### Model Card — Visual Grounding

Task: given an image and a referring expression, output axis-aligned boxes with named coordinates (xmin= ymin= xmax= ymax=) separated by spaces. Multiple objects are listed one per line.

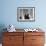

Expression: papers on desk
xmin=24 ymin=28 xmax=38 ymax=32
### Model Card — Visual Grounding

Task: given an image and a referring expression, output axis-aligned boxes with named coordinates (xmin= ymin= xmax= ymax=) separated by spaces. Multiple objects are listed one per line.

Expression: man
xmin=24 ymin=13 xmax=30 ymax=19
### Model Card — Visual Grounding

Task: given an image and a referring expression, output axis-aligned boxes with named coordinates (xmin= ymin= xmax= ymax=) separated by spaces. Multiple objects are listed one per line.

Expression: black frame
xmin=17 ymin=7 xmax=35 ymax=22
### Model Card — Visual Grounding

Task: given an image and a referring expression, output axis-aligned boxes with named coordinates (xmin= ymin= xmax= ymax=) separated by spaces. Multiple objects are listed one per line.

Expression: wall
xmin=0 ymin=0 xmax=46 ymax=30
xmin=0 ymin=0 xmax=46 ymax=44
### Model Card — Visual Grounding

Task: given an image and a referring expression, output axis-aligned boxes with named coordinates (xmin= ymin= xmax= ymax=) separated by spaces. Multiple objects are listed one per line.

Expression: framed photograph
xmin=17 ymin=7 xmax=35 ymax=22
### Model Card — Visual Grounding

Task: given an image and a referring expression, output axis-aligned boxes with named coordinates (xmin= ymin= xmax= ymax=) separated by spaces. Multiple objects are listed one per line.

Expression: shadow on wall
xmin=0 ymin=24 xmax=7 ymax=43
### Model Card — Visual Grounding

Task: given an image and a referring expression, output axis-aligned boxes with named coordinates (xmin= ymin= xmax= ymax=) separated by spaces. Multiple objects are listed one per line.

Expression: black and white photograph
xmin=17 ymin=7 xmax=35 ymax=22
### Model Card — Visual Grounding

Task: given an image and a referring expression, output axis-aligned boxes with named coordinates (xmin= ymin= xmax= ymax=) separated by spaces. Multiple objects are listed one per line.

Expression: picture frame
xmin=17 ymin=7 xmax=35 ymax=22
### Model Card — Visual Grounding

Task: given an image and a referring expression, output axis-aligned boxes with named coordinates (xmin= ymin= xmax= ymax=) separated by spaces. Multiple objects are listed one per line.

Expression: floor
xmin=0 ymin=44 xmax=2 ymax=46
